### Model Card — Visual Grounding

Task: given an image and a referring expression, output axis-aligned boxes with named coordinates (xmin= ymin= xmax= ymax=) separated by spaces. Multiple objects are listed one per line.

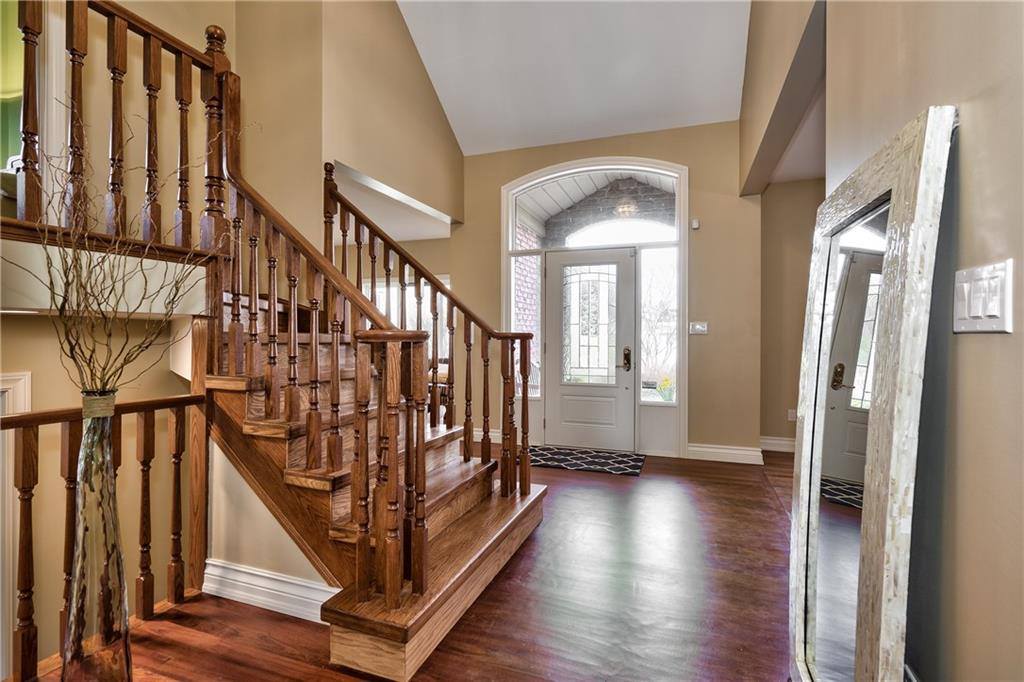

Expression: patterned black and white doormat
xmin=820 ymin=477 xmax=864 ymax=510
xmin=529 ymin=445 xmax=645 ymax=476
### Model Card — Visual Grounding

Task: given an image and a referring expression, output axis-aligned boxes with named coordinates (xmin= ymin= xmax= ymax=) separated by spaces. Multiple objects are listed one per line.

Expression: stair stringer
xmin=209 ymin=388 xmax=354 ymax=588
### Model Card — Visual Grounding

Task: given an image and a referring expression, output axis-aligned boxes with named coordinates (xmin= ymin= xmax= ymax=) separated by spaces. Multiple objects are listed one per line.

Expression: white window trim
xmin=500 ymin=157 xmax=689 ymax=456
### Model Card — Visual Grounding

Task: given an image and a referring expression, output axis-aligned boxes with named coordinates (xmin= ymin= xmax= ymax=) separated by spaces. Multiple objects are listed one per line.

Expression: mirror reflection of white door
xmin=823 ymin=251 xmax=884 ymax=482
xmin=544 ymin=248 xmax=636 ymax=451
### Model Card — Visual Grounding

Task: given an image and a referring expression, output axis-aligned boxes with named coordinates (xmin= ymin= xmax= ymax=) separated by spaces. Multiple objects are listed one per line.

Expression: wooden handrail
xmin=329 ymin=188 xmax=531 ymax=342
xmin=1 ymin=217 xmax=216 ymax=265
xmin=0 ymin=394 xmax=203 ymax=430
xmin=87 ymin=1 xmax=215 ymax=68
xmin=219 ymin=72 xmax=392 ymax=331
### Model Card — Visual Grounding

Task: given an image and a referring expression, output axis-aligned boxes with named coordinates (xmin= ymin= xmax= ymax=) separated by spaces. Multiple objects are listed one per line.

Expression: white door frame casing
xmin=500 ymin=157 xmax=689 ymax=456
xmin=0 ymin=372 xmax=31 ymax=679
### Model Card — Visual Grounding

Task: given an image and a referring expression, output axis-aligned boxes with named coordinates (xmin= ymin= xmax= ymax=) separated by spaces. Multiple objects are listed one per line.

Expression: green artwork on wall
xmin=1 ymin=0 xmax=24 ymax=167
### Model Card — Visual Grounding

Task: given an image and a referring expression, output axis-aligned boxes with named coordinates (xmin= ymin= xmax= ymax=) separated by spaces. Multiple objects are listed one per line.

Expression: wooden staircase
xmin=3 ymin=4 xmax=543 ymax=680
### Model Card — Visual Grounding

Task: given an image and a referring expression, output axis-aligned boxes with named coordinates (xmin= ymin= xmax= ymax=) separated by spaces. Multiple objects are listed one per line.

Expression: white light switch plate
xmin=953 ymin=258 xmax=1013 ymax=333
xmin=689 ymin=321 xmax=708 ymax=335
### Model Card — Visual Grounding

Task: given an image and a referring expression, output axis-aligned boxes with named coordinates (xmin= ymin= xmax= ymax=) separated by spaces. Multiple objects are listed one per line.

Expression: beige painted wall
xmin=455 ymin=122 xmax=762 ymax=450
xmin=760 ymin=179 xmax=823 ymax=440
xmin=1 ymin=315 xmax=190 ymax=661
xmin=322 ymin=2 xmax=463 ymax=222
xmin=737 ymin=0 xmax=820 ymax=194
xmin=826 ymin=2 xmax=1023 ymax=678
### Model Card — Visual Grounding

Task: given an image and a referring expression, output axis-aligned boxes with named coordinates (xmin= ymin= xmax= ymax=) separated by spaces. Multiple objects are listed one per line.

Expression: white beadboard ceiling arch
xmin=399 ymin=1 xmax=751 ymax=155
xmin=516 ymin=170 xmax=675 ymax=224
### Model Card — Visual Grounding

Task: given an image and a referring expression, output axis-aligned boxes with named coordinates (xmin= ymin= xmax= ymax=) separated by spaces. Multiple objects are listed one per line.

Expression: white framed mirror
xmin=789 ymin=106 xmax=957 ymax=681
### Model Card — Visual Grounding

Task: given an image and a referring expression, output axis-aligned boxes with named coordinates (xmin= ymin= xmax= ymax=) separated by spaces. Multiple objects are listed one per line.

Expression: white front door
xmin=823 ymin=251 xmax=884 ymax=482
xmin=543 ymin=248 xmax=636 ymax=451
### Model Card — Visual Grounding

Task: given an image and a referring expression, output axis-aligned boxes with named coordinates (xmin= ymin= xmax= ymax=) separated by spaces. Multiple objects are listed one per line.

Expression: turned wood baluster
xmin=463 ymin=323 xmax=474 ymax=461
xmin=412 ymin=340 xmax=428 ymax=593
xmin=226 ymin=187 xmax=245 ymax=374
xmin=137 ymin=410 xmax=156 ymax=619
xmin=353 ymin=340 xmax=372 ymax=601
xmin=59 ymin=420 xmax=82 ymax=654
xmin=323 ymin=163 xmax=337 ymax=261
xmin=446 ymin=299 xmax=456 ymax=429
xmin=383 ymin=341 xmax=403 ymax=608
xmin=307 ymin=267 xmax=324 ymax=469
xmin=285 ymin=244 xmax=301 ymax=421
xmin=500 ymin=339 xmax=513 ymax=497
xmin=246 ymin=206 xmax=262 ymax=376
xmin=430 ymin=289 xmax=440 ymax=428
xmin=13 ymin=426 xmax=38 ymax=681
xmin=481 ymin=333 xmax=491 ymax=464
xmin=201 ymin=26 xmax=230 ymax=370
xmin=520 ymin=337 xmax=531 ymax=494
xmin=16 ymin=0 xmax=42 ymax=223
xmin=383 ymin=246 xmax=393 ymax=322
xmin=328 ymin=290 xmax=343 ymax=470
xmin=264 ymin=225 xmax=281 ymax=419
xmin=399 ymin=260 xmax=408 ymax=330
xmin=65 ymin=0 xmax=88 ymax=230
xmin=168 ymin=406 xmax=186 ymax=602
xmin=354 ymin=222 xmax=364 ymax=297
xmin=141 ymin=35 xmax=162 ymax=242
xmin=105 ymin=16 xmax=128 ymax=235
xmin=173 ymin=54 xmax=192 ymax=247
xmin=415 ymin=275 xmax=423 ymax=333
xmin=369 ymin=233 xmax=378 ymax=306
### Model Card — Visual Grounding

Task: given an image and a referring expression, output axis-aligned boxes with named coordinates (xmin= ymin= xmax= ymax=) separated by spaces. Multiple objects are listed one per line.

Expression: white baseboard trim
xmin=760 ymin=436 xmax=796 ymax=453
xmin=685 ymin=443 xmax=764 ymax=465
xmin=203 ymin=559 xmax=338 ymax=623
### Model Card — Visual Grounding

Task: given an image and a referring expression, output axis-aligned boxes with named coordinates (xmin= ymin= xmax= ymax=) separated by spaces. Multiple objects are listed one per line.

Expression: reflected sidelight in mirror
xmin=790 ymin=107 xmax=957 ymax=681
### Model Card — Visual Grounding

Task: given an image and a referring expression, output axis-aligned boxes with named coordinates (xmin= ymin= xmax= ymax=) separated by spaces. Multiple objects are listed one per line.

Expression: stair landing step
xmin=284 ymin=424 xmax=465 ymax=492
xmin=321 ymin=483 xmax=545 ymax=643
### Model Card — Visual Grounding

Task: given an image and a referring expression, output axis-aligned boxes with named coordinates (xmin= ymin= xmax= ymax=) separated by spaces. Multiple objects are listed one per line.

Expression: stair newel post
xmin=136 ymin=410 xmax=156 ymax=619
xmin=173 ymin=53 xmax=192 ymax=247
xmin=65 ymin=0 xmax=87 ymax=230
xmin=285 ymin=244 xmax=302 ymax=421
xmin=264 ymin=224 xmax=281 ymax=419
xmin=519 ymin=337 xmax=531 ymax=494
xmin=328 ymin=287 xmax=343 ymax=471
xmin=463 ymin=322 xmax=474 ymax=462
xmin=499 ymin=339 xmax=512 ymax=497
xmin=369 ymin=232 xmax=378 ymax=306
xmin=306 ymin=266 xmax=324 ymax=469
xmin=373 ymin=343 xmax=387 ymax=585
xmin=353 ymin=338 xmax=372 ymax=601
xmin=59 ymin=420 xmax=83 ymax=653
xmin=383 ymin=340 xmax=403 ymax=608
xmin=141 ymin=34 xmax=163 ymax=242
xmin=446 ymin=298 xmax=456 ymax=429
xmin=412 ymin=339 xmax=429 ymax=594
xmin=105 ymin=16 xmax=128 ymax=236
xmin=402 ymin=339 xmax=415 ymax=579
xmin=430 ymin=288 xmax=440 ymax=428
xmin=15 ymin=0 xmax=42 ymax=224
xmin=246 ymin=205 xmax=262 ymax=377
xmin=168 ymin=406 xmax=187 ymax=603
xmin=200 ymin=25 xmax=230 ymax=371
xmin=323 ymin=162 xmax=338 ymax=261
xmin=508 ymin=340 xmax=518 ymax=495
xmin=13 ymin=426 xmax=39 ymax=681
xmin=480 ymin=333 xmax=491 ymax=464
xmin=226 ymin=185 xmax=245 ymax=374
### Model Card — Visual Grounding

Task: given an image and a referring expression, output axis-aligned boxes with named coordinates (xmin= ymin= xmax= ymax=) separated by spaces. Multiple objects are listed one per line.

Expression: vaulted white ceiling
xmin=398 ymin=1 xmax=751 ymax=155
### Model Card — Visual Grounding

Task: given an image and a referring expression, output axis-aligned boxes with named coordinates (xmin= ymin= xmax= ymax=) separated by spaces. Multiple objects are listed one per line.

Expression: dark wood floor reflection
xmin=44 ymin=454 xmax=800 ymax=680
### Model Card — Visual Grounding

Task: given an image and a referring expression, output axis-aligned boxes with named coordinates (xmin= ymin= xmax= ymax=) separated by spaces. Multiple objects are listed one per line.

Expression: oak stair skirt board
xmin=322 ymin=484 xmax=547 ymax=682
xmin=530 ymin=444 xmax=645 ymax=476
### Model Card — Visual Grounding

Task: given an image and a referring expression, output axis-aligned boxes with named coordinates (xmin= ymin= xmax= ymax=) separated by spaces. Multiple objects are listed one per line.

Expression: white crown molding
xmin=203 ymin=559 xmax=338 ymax=624
xmin=686 ymin=442 xmax=764 ymax=465
xmin=760 ymin=436 xmax=796 ymax=453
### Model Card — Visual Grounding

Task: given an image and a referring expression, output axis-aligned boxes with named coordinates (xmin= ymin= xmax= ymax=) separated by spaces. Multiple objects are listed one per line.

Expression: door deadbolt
xmin=617 ymin=346 xmax=632 ymax=372
xmin=830 ymin=362 xmax=855 ymax=390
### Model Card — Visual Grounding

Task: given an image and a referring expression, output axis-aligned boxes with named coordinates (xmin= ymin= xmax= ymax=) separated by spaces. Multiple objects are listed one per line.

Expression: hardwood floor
xmin=42 ymin=454 xmax=800 ymax=681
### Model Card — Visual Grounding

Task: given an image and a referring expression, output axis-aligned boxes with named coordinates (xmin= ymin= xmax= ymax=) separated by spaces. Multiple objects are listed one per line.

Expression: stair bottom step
xmin=322 ymin=484 xmax=545 ymax=681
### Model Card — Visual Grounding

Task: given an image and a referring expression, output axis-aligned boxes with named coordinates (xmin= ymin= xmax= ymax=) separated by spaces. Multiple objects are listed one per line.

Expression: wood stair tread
xmin=283 ymin=424 xmax=465 ymax=491
xmin=320 ymin=483 xmax=546 ymax=642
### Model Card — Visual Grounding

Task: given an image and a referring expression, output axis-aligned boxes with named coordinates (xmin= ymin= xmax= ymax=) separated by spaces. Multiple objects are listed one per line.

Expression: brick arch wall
xmin=543 ymin=177 xmax=676 ymax=248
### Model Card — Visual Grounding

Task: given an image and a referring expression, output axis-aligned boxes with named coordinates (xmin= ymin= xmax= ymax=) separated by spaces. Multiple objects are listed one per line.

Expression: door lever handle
xmin=616 ymin=346 xmax=632 ymax=372
xmin=830 ymin=362 xmax=855 ymax=390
